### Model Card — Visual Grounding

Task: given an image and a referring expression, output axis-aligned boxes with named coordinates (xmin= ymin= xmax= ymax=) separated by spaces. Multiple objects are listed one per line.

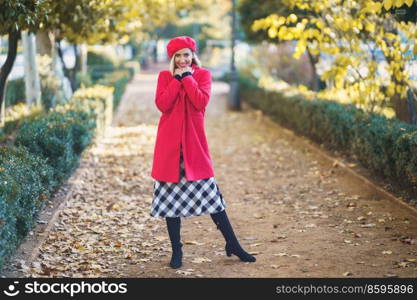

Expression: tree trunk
xmin=71 ymin=44 xmax=80 ymax=91
xmin=391 ymin=93 xmax=410 ymax=122
xmin=382 ymin=24 xmax=413 ymax=123
xmin=56 ymin=39 xmax=69 ymax=78
xmin=406 ymin=88 xmax=417 ymax=125
xmin=22 ymin=31 xmax=41 ymax=106
xmin=51 ymin=34 xmax=72 ymax=102
xmin=56 ymin=40 xmax=78 ymax=92
xmin=306 ymin=47 xmax=322 ymax=91
xmin=79 ymin=44 xmax=88 ymax=75
xmin=36 ymin=30 xmax=54 ymax=57
xmin=0 ymin=30 xmax=20 ymax=126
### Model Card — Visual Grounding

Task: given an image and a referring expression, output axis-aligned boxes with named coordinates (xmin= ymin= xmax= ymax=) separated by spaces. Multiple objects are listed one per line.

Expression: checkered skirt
xmin=150 ymin=149 xmax=226 ymax=218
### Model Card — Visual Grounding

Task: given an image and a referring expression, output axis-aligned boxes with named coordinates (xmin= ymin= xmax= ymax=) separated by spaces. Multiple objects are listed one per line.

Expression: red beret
xmin=166 ymin=36 xmax=197 ymax=59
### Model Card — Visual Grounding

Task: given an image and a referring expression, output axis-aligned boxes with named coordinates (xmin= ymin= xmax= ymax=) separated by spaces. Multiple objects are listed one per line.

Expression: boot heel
xmin=225 ymin=243 xmax=232 ymax=257
xmin=225 ymin=242 xmax=256 ymax=262
xmin=211 ymin=210 xmax=256 ymax=262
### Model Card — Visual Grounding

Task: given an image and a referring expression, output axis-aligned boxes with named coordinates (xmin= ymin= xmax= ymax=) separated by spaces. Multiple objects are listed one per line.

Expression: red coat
xmin=151 ymin=64 xmax=215 ymax=183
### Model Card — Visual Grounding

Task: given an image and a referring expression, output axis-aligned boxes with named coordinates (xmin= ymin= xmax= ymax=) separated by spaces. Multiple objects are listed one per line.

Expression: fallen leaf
xmin=361 ymin=223 xmax=376 ymax=228
xmin=154 ymin=236 xmax=167 ymax=242
xmin=175 ymin=270 xmax=193 ymax=276
xmin=191 ymin=257 xmax=212 ymax=264
xmin=305 ymin=224 xmax=316 ymax=228
xmin=384 ymin=274 xmax=398 ymax=278
xmin=139 ymin=258 xmax=149 ymax=262
xmin=243 ymin=236 xmax=258 ymax=241
xmin=402 ymin=238 xmax=417 ymax=245
xmin=184 ymin=240 xmax=204 ymax=246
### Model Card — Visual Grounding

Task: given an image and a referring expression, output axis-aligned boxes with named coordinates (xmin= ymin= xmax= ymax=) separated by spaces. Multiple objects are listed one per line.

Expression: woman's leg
xmin=210 ymin=210 xmax=256 ymax=262
xmin=165 ymin=216 xmax=183 ymax=268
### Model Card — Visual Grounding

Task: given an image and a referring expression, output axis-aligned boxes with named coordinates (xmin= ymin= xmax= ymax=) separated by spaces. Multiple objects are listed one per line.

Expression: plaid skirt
xmin=150 ymin=148 xmax=226 ymax=218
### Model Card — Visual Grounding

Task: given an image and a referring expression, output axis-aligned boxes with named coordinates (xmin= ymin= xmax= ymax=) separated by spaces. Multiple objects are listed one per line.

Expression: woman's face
xmin=174 ymin=48 xmax=193 ymax=68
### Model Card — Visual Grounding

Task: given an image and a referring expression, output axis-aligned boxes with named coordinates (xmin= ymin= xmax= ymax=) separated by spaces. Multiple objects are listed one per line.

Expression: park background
xmin=1 ymin=0 xmax=417 ymax=278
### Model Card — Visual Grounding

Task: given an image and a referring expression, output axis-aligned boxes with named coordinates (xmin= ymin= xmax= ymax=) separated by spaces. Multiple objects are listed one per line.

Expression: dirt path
xmin=3 ymin=62 xmax=417 ymax=278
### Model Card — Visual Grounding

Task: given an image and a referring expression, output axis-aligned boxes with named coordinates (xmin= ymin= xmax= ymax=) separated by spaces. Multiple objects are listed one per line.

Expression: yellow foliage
xmin=405 ymin=0 xmax=414 ymax=6
xmin=297 ymin=84 xmax=308 ymax=92
xmin=73 ymin=85 xmax=114 ymax=100
xmin=4 ymin=103 xmax=42 ymax=123
xmin=334 ymin=17 xmax=351 ymax=31
xmin=315 ymin=20 xmax=324 ymax=30
xmin=365 ymin=21 xmax=375 ymax=33
xmin=394 ymin=0 xmax=407 ymax=7
xmin=248 ymin=0 xmax=416 ymax=116
xmin=400 ymin=44 xmax=410 ymax=53
xmin=364 ymin=1 xmax=382 ymax=13
xmin=383 ymin=0 xmax=393 ymax=10
xmin=268 ymin=27 xmax=277 ymax=38
xmin=287 ymin=14 xmax=298 ymax=24
xmin=385 ymin=32 xmax=397 ymax=40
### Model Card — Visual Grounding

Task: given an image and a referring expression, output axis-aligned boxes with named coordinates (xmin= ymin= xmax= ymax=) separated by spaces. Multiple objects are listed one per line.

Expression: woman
xmin=150 ymin=36 xmax=256 ymax=269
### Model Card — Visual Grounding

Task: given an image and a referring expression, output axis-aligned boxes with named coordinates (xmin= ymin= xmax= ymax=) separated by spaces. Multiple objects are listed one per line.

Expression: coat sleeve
xmin=155 ymin=71 xmax=182 ymax=113
xmin=181 ymin=69 xmax=211 ymax=112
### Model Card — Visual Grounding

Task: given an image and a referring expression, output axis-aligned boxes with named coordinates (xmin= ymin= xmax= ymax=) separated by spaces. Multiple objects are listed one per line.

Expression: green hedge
xmin=0 ymin=56 xmax=134 ymax=271
xmin=0 ymin=104 xmax=44 ymax=142
xmin=5 ymin=78 xmax=25 ymax=107
xmin=0 ymin=85 xmax=116 ymax=271
xmin=0 ymin=146 xmax=55 ymax=264
xmin=97 ymin=70 xmax=131 ymax=109
xmin=239 ymin=75 xmax=417 ymax=195
xmin=87 ymin=51 xmax=115 ymax=67
xmin=14 ymin=110 xmax=96 ymax=184
xmin=0 ymin=108 xmax=96 ymax=270
xmin=88 ymin=66 xmax=134 ymax=83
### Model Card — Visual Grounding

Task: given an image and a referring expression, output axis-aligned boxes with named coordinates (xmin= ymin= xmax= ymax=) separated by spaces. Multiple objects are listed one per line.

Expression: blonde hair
xmin=169 ymin=50 xmax=202 ymax=75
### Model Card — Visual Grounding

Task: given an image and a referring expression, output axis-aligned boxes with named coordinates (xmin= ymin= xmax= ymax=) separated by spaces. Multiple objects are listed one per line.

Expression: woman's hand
xmin=182 ymin=66 xmax=192 ymax=74
xmin=174 ymin=68 xmax=183 ymax=76
xmin=174 ymin=66 xmax=193 ymax=76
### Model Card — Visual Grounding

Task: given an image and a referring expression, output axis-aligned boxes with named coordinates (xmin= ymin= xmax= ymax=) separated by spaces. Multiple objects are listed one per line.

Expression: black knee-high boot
xmin=210 ymin=210 xmax=256 ymax=262
xmin=165 ymin=217 xmax=183 ymax=268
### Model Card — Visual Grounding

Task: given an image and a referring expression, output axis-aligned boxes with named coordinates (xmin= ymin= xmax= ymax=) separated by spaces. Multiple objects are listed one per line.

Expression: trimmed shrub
xmin=0 ymin=145 xmax=54 ymax=268
xmin=14 ymin=110 xmax=96 ymax=183
xmin=239 ymin=75 xmax=417 ymax=194
xmin=5 ymin=78 xmax=25 ymax=107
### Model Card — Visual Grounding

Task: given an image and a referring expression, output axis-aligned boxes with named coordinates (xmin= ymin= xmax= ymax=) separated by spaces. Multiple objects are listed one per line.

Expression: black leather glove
xmin=181 ymin=71 xmax=192 ymax=78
